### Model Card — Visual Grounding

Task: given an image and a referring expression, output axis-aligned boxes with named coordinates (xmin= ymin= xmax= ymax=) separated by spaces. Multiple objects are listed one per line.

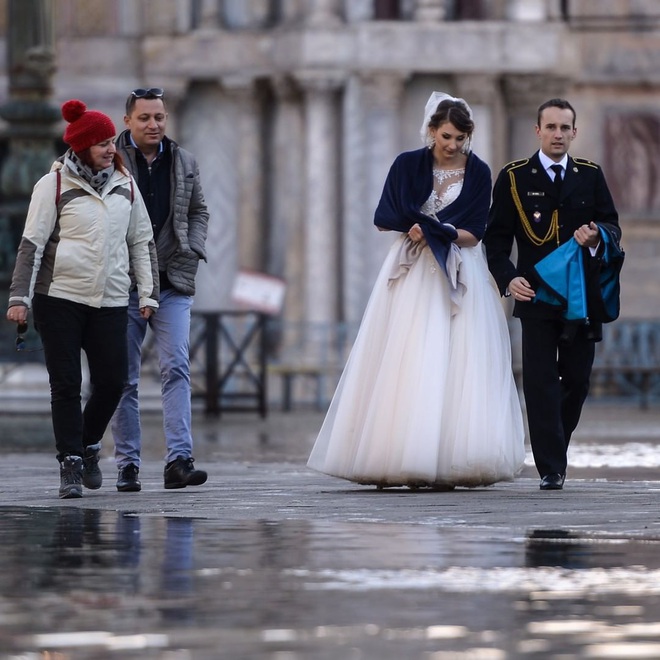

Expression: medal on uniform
xmin=533 ymin=211 xmax=541 ymax=223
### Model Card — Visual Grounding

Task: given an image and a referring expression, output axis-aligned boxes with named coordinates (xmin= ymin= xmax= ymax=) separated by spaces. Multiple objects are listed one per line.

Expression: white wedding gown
xmin=307 ymin=167 xmax=526 ymax=488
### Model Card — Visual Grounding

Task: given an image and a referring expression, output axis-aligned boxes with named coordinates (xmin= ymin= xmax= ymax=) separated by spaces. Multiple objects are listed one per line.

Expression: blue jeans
xmin=32 ymin=294 xmax=128 ymax=462
xmin=112 ymin=289 xmax=194 ymax=466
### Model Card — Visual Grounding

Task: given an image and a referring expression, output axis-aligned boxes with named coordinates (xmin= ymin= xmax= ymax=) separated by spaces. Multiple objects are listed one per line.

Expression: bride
xmin=307 ymin=92 xmax=526 ymax=489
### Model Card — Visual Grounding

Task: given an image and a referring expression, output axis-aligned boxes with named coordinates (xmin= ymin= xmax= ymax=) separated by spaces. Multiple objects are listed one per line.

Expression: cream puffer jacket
xmin=8 ymin=160 xmax=159 ymax=310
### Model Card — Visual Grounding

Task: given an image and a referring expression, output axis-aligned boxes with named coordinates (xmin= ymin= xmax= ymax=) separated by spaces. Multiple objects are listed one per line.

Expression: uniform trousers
xmin=520 ymin=316 xmax=595 ymax=477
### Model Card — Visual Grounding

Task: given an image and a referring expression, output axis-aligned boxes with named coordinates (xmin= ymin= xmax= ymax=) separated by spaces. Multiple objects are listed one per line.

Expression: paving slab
xmin=1 ymin=400 xmax=660 ymax=533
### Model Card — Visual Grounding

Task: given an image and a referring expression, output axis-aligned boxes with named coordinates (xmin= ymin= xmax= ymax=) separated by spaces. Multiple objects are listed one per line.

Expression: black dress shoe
xmin=164 ymin=457 xmax=208 ymax=489
xmin=540 ymin=473 xmax=565 ymax=490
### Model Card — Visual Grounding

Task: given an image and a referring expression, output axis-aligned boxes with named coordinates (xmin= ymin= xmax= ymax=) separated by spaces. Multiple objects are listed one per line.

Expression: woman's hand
xmin=408 ymin=223 xmax=425 ymax=243
xmin=139 ymin=306 xmax=155 ymax=320
xmin=6 ymin=305 xmax=28 ymax=324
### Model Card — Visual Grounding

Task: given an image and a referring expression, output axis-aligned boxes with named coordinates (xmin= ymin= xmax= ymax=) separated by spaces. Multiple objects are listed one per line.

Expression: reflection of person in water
xmin=162 ymin=518 xmax=194 ymax=593
xmin=48 ymin=508 xmax=102 ymax=569
xmin=525 ymin=529 xmax=591 ymax=569
xmin=159 ymin=517 xmax=195 ymax=621
xmin=115 ymin=511 xmax=142 ymax=596
xmin=115 ymin=514 xmax=196 ymax=608
xmin=31 ymin=509 xmax=196 ymax=622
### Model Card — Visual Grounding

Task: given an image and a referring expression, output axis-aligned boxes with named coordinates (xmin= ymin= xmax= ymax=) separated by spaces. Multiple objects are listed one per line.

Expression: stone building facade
xmin=0 ymin=0 xmax=658 ymax=345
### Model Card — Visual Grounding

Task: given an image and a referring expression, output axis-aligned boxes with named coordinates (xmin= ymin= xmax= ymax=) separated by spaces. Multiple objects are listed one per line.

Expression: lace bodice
xmin=420 ymin=167 xmax=465 ymax=216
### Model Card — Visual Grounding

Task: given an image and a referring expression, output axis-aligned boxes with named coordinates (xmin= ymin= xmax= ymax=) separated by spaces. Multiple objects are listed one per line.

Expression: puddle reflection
xmin=525 ymin=528 xmax=625 ymax=569
xmin=3 ymin=508 xmax=660 ymax=658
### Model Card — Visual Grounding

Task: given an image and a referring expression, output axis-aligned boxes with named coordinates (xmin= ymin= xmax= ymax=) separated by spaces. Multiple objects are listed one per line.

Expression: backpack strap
xmin=55 ymin=169 xmax=61 ymax=207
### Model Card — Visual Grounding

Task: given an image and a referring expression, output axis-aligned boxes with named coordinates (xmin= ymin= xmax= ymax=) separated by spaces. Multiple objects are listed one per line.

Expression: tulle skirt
xmin=307 ymin=236 xmax=526 ymax=488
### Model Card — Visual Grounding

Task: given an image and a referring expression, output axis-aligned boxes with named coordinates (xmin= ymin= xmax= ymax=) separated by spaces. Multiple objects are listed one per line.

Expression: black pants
xmin=521 ymin=317 xmax=595 ymax=477
xmin=33 ymin=294 xmax=128 ymax=462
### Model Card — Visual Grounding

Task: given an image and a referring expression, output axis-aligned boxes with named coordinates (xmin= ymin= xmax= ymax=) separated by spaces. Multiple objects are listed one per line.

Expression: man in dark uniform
xmin=484 ymin=98 xmax=620 ymax=491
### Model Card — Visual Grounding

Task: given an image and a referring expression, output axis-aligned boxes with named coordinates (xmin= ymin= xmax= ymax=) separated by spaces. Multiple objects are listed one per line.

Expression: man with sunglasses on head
xmin=111 ymin=87 xmax=210 ymax=492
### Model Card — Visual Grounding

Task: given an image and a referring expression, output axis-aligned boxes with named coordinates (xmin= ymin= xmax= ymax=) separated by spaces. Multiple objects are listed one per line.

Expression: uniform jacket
xmin=484 ymin=151 xmax=620 ymax=319
xmin=9 ymin=158 xmax=158 ymax=310
xmin=116 ymin=130 xmax=209 ymax=296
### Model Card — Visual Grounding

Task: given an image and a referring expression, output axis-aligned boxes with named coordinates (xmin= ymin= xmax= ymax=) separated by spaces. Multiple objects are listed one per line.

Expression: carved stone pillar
xmin=503 ymin=75 xmax=570 ymax=160
xmin=0 ymin=0 xmax=59 ymax=199
xmin=222 ymin=76 xmax=264 ymax=273
xmin=277 ymin=0 xmax=305 ymax=25
xmin=0 ymin=0 xmax=59 ymax=293
xmin=117 ymin=0 xmax=143 ymax=36
xmin=306 ymin=0 xmax=342 ymax=27
xmin=506 ymin=0 xmax=546 ymax=21
xmin=413 ymin=0 xmax=447 ymax=21
xmin=340 ymin=74 xmax=369 ymax=324
xmin=296 ymin=71 xmax=344 ymax=325
xmin=345 ymin=0 xmax=374 ymax=22
xmin=179 ymin=82 xmax=237 ymax=312
xmin=455 ymin=74 xmax=500 ymax=167
xmin=222 ymin=0 xmax=273 ymax=29
xmin=351 ymin=73 xmax=407 ymax=315
xmin=195 ymin=0 xmax=221 ymax=29
xmin=269 ymin=76 xmax=305 ymax=324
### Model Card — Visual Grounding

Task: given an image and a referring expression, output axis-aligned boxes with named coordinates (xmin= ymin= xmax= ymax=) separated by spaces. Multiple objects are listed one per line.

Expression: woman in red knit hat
xmin=5 ymin=99 xmax=159 ymax=499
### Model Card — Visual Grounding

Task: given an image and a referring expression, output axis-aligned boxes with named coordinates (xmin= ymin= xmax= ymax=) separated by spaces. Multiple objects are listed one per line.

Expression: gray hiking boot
xmin=59 ymin=455 xmax=83 ymax=499
xmin=82 ymin=441 xmax=103 ymax=489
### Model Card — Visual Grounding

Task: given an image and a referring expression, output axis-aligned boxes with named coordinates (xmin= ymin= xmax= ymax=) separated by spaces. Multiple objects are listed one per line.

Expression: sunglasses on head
xmin=131 ymin=87 xmax=164 ymax=99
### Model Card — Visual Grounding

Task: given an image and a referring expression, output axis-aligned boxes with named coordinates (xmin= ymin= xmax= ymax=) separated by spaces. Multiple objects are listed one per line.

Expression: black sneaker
xmin=164 ymin=457 xmax=207 ymax=489
xmin=82 ymin=441 xmax=102 ymax=489
xmin=116 ymin=464 xmax=141 ymax=492
xmin=59 ymin=455 xmax=83 ymax=499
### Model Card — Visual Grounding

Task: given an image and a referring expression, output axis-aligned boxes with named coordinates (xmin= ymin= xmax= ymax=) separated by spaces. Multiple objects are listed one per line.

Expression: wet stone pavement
xmin=2 ymin=401 xmax=660 ymax=659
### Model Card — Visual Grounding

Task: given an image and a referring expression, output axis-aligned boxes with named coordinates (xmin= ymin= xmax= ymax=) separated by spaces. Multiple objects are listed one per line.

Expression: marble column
xmin=340 ymin=74 xmax=369 ymax=324
xmin=305 ymin=0 xmax=343 ymax=26
xmin=296 ymin=72 xmax=344 ymax=326
xmin=344 ymin=0 xmax=374 ymax=22
xmin=413 ymin=0 xmax=447 ymax=21
xmin=355 ymin=73 xmax=407 ymax=314
xmin=222 ymin=76 xmax=264 ymax=273
xmin=222 ymin=0 xmax=273 ymax=29
xmin=177 ymin=82 xmax=238 ymax=312
xmin=506 ymin=0 xmax=547 ymax=21
xmin=0 ymin=0 xmax=59 ymax=199
xmin=455 ymin=74 xmax=500 ymax=168
xmin=269 ymin=76 xmax=305 ymax=325
xmin=117 ymin=0 xmax=142 ymax=36
xmin=277 ymin=0 xmax=306 ymax=25
xmin=195 ymin=0 xmax=221 ymax=29
xmin=173 ymin=0 xmax=193 ymax=33
xmin=503 ymin=75 xmax=570 ymax=160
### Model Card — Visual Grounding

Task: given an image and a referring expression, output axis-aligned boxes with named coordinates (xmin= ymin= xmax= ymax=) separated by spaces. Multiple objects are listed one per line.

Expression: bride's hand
xmin=408 ymin=224 xmax=424 ymax=243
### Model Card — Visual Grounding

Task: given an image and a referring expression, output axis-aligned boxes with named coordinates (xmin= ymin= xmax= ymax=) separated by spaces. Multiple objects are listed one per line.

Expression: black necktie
xmin=550 ymin=164 xmax=563 ymax=195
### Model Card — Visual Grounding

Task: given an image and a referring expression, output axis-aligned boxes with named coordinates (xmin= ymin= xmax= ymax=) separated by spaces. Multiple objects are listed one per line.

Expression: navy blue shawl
xmin=374 ymin=147 xmax=492 ymax=273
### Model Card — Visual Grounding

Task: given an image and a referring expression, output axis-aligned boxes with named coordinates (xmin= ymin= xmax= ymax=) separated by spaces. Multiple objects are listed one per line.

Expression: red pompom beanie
xmin=61 ymin=99 xmax=116 ymax=153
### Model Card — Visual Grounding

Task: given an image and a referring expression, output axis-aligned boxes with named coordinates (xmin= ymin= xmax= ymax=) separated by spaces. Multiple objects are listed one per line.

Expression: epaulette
xmin=503 ymin=158 xmax=529 ymax=172
xmin=572 ymin=157 xmax=600 ymax=169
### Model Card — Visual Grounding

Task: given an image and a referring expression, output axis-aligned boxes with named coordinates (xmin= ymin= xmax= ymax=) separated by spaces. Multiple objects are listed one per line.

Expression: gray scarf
xmin=65 ymin=150 xmax=114 ymax=194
